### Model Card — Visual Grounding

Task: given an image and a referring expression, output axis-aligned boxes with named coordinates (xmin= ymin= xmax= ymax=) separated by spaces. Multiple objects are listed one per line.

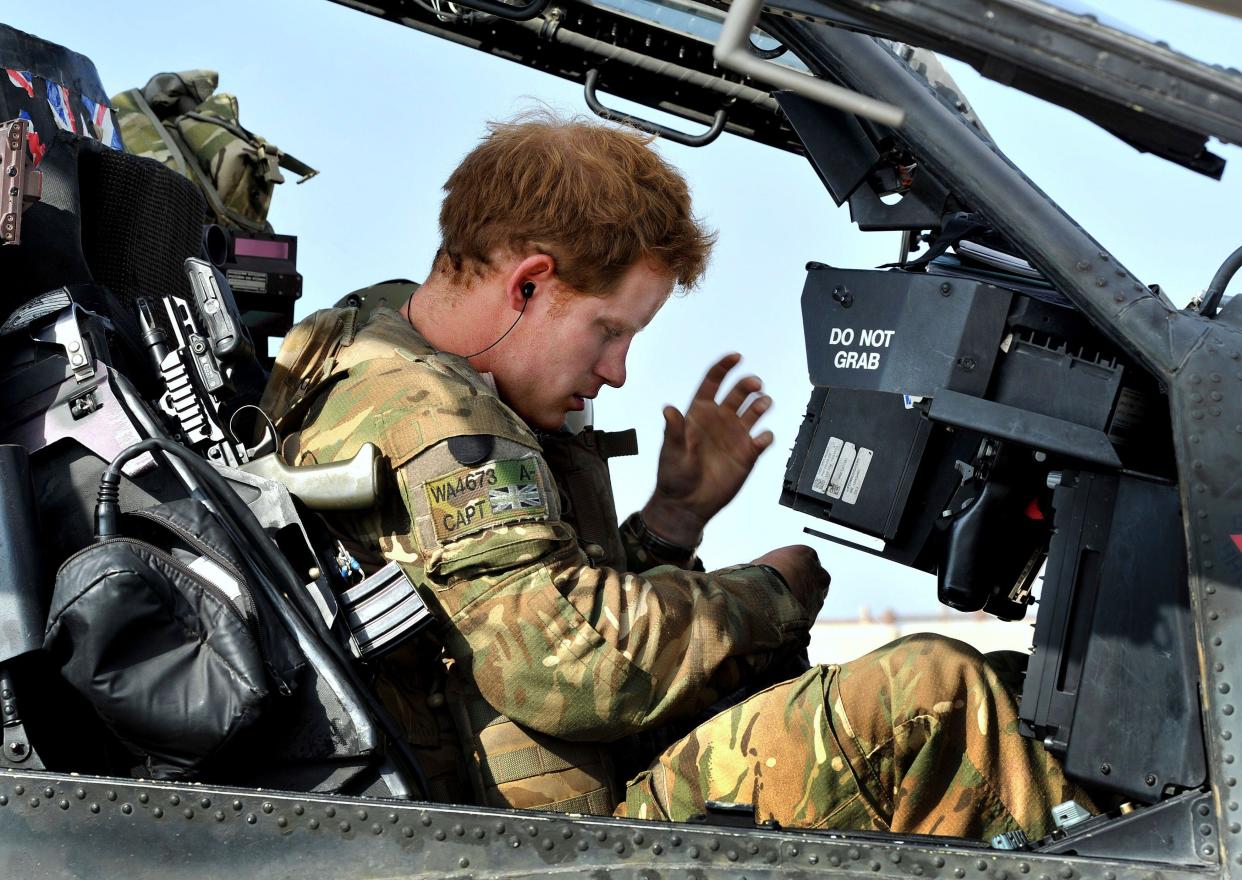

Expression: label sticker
xmin=226 ymin=269 xmax=269 ymax=293
xmin=813 ymin=437 xmax=844 ymax=494
xmin=813 ymin=436 xmax=874 ymax=503
xmin=826 ymin=442 xmax=857 ymax=499
xmin=424 ymin=458 xmax=548 ymax=543
xmin=841 ymin=447 xmax=873 ymax=505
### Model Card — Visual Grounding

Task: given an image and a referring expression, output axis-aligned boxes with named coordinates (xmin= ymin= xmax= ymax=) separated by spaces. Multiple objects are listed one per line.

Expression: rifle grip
xmin=241 ymin=443 xmax=382 ymax=510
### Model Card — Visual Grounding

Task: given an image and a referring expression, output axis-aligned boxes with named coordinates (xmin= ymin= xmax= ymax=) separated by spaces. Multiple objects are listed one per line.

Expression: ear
xmin=503 ymin=253 xmax=557 ymax=311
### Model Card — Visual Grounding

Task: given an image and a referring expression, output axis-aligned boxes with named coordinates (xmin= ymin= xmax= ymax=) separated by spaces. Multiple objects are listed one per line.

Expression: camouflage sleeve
xmin=398 ymin=437 xmax=812 ymax=743
xmin=617 ymin=512 xmax=705 ymax=572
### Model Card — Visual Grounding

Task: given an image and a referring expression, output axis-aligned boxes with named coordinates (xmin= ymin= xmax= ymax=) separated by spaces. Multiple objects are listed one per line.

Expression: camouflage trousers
xmin=619 ymin=633 xmax=1093 ymax=839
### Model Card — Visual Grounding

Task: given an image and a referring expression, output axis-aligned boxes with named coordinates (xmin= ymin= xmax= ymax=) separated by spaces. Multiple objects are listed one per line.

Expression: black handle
xmin=584 ymin=69 xmax=727 ymax=148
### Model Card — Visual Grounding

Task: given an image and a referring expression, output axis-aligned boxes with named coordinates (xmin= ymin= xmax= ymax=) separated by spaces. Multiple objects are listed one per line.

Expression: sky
xmin=3 ymin=0 xmax=1239 ymax=620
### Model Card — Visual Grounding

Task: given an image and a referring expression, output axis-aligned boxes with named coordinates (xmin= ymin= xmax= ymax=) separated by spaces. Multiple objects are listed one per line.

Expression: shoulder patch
xmin=424 ymin=458 xmax=550 ymax=543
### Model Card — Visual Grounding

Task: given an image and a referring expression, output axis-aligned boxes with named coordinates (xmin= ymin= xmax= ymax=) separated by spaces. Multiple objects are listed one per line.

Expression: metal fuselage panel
xmin=0 ymin=768 xmax=1208 ymax=880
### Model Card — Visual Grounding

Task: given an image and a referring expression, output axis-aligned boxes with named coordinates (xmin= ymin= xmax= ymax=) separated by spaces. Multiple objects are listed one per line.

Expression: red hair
xmin=435 ymin=112 xmax=714 ymax=294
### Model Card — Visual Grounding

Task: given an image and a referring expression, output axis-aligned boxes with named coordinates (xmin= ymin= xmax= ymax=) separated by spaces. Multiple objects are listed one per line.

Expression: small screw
xmin=1100 ymin=763 xmax=1111 ymax=775
xmin=940 ymin=282 xmax=953 ymax=296
xmin=1146 ymin=774 xmax=1158 ymax=786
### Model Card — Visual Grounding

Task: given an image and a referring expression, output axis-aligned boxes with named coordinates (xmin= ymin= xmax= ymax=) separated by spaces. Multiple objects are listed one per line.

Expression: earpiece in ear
xmin=462 ymin=279 xmax=535 ymax=358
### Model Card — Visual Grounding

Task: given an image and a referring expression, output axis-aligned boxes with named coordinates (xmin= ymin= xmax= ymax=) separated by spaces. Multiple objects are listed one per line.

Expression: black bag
xmin=43 ymin=497 xmax=303 ymax=780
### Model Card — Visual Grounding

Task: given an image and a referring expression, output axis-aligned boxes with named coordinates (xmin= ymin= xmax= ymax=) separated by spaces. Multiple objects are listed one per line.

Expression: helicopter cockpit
xmin=0 ymin=0 xmax=1240 ymax=877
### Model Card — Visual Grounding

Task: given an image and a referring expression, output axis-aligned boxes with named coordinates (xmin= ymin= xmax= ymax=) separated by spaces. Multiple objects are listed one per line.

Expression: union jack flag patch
xmin=80 ymin=95 xmax=122 ymax=149
xmin=46 ymin=81 xmax=77 ymax=133
xmin=488 ymin=483 xmax=543 ymax=512
xmin=424 ymin=457 xmax=551 ymax=544
xmin=6 ymin=69 xmax=34 ymax=98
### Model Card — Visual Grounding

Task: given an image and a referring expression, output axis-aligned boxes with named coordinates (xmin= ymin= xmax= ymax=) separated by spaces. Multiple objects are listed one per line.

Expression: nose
xmin=595 ymin=339 xmax=629 ymax=388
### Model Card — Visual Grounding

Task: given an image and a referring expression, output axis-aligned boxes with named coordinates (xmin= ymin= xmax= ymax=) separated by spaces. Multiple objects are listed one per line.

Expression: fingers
xmin=693 ymin=352 xmax=742 ymax=404
xmin=739 ymin=392 xmax=772 ymax=428
xmin=721 ymin=374 xmax=763 ymax=411
xmin=662 ymin=405 xmax=686 ymax=448
xmin=688 ymin=351 xmax=774 ymax=442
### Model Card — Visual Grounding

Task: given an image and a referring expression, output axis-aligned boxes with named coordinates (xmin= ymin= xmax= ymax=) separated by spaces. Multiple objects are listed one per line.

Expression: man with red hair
xmin=263 ymin=113 xmax=1092 ymax=838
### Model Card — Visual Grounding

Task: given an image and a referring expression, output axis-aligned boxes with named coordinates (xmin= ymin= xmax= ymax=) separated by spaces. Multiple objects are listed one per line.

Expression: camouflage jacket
xmin=261 ymin=306 xmax=813 ymax=745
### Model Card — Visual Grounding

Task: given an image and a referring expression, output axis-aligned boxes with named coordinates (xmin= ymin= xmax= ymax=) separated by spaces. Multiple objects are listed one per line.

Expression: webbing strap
xmin=482 ymin=744 xmax=575 ymax=787
xmin=124 ymin=88 xmax=188 ymax=179
xmin=466 ymin=695 xmax=506 ymax=733
xmin=163 ymin=123 xmax=267 ymax=234
xmin=544 ymin=788 xmax=615 ymax=816
xmin=179 ymin=110 xmax=318 ymax=182
xmin=596 ymin=428 xmax=639 ymax=459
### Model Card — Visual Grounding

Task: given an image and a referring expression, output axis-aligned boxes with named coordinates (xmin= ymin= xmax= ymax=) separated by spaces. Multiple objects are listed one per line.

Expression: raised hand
xmin=641 ymin=353 xmax=774 ymax=547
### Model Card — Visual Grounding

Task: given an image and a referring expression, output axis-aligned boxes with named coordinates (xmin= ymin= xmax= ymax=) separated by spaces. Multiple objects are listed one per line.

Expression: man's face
xmin=494 ymin=260 xmax=675 ymax=430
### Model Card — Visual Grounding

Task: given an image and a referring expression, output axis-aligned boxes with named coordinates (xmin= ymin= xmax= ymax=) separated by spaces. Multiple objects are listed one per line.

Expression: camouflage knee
xmin=830 ymin=632 xmax=1092 ymax=838
xmin=836 ymin=631 xmax=992 ymax=718
xmin=621 ymin=635 xmax=1090 ymax=839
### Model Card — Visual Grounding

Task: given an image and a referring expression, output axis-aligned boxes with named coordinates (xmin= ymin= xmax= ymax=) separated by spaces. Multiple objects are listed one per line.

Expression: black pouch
xmin=43 ymin=497 xmax=304 ymax=780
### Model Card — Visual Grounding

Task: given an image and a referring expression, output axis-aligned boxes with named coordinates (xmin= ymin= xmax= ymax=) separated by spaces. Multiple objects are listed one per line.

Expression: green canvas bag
xmin=111 ymin=69 xmax=316 ymax=232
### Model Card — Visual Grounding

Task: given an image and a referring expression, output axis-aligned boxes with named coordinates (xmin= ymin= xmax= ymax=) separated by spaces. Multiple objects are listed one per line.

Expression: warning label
xmin=226 ymin=269 xmax=269 ymax=294
xmin=828 ymin=327 xmax=896 ymax=371
xmin=812 ymin=436 xmax=873 ymax=505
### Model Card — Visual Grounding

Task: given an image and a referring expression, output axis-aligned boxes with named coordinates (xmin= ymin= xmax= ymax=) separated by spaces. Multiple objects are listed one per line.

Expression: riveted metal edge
xmin=1170 ymin=322 xmax=1242 ymax=876
xmin=0 ymin=768 xmax=1217 ymax=880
